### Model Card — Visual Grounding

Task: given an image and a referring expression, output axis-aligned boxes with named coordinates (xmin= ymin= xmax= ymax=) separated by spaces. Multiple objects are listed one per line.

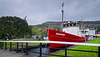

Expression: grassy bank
xmin=49 ymin=38 xmax=100 ymax=57
xmin=1 ymin=38 xmax=44 ymax=49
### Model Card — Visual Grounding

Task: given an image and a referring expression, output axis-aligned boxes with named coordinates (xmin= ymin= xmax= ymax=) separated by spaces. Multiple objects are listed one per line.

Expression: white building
xmin=88 ymin=28 xmax=95 ymax=36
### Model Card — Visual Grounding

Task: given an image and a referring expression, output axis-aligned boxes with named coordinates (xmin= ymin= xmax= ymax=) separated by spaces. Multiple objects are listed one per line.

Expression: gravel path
xmin=0 ymin=49 xmax=38 ymax=57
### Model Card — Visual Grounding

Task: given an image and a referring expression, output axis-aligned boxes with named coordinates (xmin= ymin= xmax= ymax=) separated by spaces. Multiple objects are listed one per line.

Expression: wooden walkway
xmin=0 ymin=49 xmax=37 ymax=57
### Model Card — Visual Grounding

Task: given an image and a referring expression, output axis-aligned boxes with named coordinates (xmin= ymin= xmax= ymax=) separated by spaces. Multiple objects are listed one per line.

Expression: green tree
xmin=25 ymin=26 xmax=32 ymax=38
xmin=32 ymin=26 xmax=41 ymax=35
xmin=40 ymin=27 xmax=47 ymax=40
xmin=0 ymin=16 xmax=28 ymax=40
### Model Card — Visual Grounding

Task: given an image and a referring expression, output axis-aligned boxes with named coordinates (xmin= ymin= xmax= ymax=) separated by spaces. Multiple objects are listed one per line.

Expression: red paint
xmin=47 ymin=29 xmax=88 ymax=48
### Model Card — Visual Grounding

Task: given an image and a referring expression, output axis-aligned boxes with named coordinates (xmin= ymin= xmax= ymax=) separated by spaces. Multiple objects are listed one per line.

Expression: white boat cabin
xmin=62 ymin=21 xmax=95 ymax=37
xmin=63 ymin=21 xmax=81 ymax=36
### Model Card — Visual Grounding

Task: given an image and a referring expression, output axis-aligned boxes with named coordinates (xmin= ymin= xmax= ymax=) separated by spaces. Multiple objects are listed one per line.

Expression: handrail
xmin=0 ymin=41 xmax=100 ymax=57
xmin=0 ymin=41 xmax=100 ymax=46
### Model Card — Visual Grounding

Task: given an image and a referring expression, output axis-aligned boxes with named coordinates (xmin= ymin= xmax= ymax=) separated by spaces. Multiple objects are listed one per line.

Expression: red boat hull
xmin=47 ymin=29 xmax=88 ymax=48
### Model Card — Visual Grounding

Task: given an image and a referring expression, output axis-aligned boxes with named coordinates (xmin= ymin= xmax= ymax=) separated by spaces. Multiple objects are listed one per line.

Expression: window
xmin=70 ymin=24 xmax=72 ymax=26
xmin=73 ymin=23 xmax=76 ymax=26
xmin=63 ymin=25 xmax=65 ymax=27
xmin=67 ymin=24 xmax=68 ymax=27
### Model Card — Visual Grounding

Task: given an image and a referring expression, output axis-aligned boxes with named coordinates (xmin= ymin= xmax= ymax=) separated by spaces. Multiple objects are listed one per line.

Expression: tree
xmin=25 ymin=26 xmax=32 ymax=38
xmin=32 ymin=26 xmax=41 ymax=35
xmin=40 ymin=27 xmax=47 ymax=40
xmin=0 ymin=16 xmax=28 ymax=40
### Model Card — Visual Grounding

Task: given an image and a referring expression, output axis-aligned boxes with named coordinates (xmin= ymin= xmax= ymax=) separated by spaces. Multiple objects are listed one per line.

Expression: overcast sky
xmin=0 ymin=0 xmax=100 ymax=25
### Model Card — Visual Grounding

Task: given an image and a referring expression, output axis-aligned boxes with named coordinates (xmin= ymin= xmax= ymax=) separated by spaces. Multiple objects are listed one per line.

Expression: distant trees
xmin=31 ymin=26 xmax=47 ymax=40
xmin=31 ymin=25 xmax=60 ymax=40
xmin=0 ymin=16 xmax=29 ymax=40
xmin=32 ymin=26 xmax=41 ymax=35
xmin=40 ymin=27 xmax=47 ymax=39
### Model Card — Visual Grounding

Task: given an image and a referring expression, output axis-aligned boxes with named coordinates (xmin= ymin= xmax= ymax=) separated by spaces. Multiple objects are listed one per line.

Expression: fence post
xmin=1 ymin=42 xmax=3 ymax=49
xmin=39 ymin=43 xmax=42 ymax=57
xmin=10 ymin=42 xmax=12 ymax=51
xmin=16 ymin=42 xmax=19 ymax=53
xmin=98 ymin=46 xmax=100 ymax=57
xmin=5 ymin=42 xmax=7 ymax=50
xmin=0 ymin=42 xmax=1 ymax=48
xmin=65 ymin=44 xmax=67 ymax=57
xmin=25 ymin=42 xmax=28 ymax=55
xmin=0 ymin=42 xmax=2 ymax=49
xmin=22 ymin=42 xmax=23 ymax=52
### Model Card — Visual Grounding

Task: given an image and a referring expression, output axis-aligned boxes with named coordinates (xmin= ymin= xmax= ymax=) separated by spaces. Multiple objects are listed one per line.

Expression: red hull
xmin=47 ymin=29 xmax=88 ymax=48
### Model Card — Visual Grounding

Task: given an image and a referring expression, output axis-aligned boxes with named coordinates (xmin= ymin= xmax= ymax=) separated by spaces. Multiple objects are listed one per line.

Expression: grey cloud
xmin=0 ymin=0 xmax=100 ymax=25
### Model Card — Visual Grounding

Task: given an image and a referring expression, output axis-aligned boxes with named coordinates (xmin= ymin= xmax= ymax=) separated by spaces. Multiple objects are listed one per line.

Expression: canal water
xmin=28 ymin=43 xmax=61 ymax=56
xmin=28 ymin=47 xmax=64 ymax=57
xmin=28 ymin=47 xmax=50 ymax=56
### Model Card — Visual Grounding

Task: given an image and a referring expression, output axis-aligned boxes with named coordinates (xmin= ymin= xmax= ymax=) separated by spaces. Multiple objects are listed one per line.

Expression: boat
xmin=47 ymin=3 xmax=89 ymax=48
xmin=47 ymin=21 xmax=89 ymax=48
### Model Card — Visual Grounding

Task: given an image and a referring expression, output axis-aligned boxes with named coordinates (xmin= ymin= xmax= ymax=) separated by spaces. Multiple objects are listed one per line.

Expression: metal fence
xmin=0 ymin=41 xmax=100 ymax=57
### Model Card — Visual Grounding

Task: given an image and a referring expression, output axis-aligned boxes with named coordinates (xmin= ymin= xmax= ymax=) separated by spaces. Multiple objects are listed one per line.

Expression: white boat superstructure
xmin=62 ymin=21 xmax=96 ymax=38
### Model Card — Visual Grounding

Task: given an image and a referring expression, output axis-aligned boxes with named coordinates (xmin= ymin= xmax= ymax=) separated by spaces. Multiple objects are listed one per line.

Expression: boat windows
xmin=63 ymin=25 xmax=66 ymax=27
xmin=67 ymin=24 xmax=68 ymax=27
xmin=70 ymin=24 xmax=72 ymax=26
xmin=73 ymin=23 xmax=76 ymax=26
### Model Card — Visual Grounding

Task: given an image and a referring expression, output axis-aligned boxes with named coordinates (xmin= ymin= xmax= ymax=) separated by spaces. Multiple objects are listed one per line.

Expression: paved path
xmin=0 ymin=49 xmax=38 ymax=57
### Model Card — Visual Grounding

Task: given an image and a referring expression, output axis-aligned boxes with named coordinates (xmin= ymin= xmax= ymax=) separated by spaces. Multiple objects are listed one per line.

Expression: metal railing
xmin=0 ymin=41 xmax=100 ymax=57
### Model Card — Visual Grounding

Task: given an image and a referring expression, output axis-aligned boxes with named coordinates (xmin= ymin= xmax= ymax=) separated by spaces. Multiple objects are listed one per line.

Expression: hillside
xmin=34 ymin=21 xmax=100 ymax=31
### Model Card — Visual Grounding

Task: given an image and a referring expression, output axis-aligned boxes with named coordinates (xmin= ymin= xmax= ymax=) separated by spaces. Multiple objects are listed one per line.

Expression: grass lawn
xmin=48 ymin=38 xmax=100 ymax=57
xmin=1 ymin=38 xmax=45 ymax=49
xmin=1 ymin=42 xmax=41 ymax=49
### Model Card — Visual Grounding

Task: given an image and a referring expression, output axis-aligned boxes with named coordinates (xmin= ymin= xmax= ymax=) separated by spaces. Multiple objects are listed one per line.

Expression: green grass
xmin=10 ymin=38 xmax=41 ymax=41
xmin=10 ymin=38 xmax=45 ymax=47
xmin=1 ymin=42 xmax=41 ymax=49
xmin=1 ymin=38 xmax=45 ymax=49
xmin=48 ymin=38 xmax=100 ymax=57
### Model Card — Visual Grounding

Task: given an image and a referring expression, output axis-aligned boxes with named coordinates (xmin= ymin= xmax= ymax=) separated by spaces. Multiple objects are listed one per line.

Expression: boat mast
xmin=81 ymin=19 xmax=82 ymax=30
xmin=61 ymin=2 xmax=64 ymax=31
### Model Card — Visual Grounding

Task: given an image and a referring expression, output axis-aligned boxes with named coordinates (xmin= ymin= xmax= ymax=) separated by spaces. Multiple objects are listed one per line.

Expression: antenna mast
xmin=61 ymin=2 xmax=64 ymax=31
